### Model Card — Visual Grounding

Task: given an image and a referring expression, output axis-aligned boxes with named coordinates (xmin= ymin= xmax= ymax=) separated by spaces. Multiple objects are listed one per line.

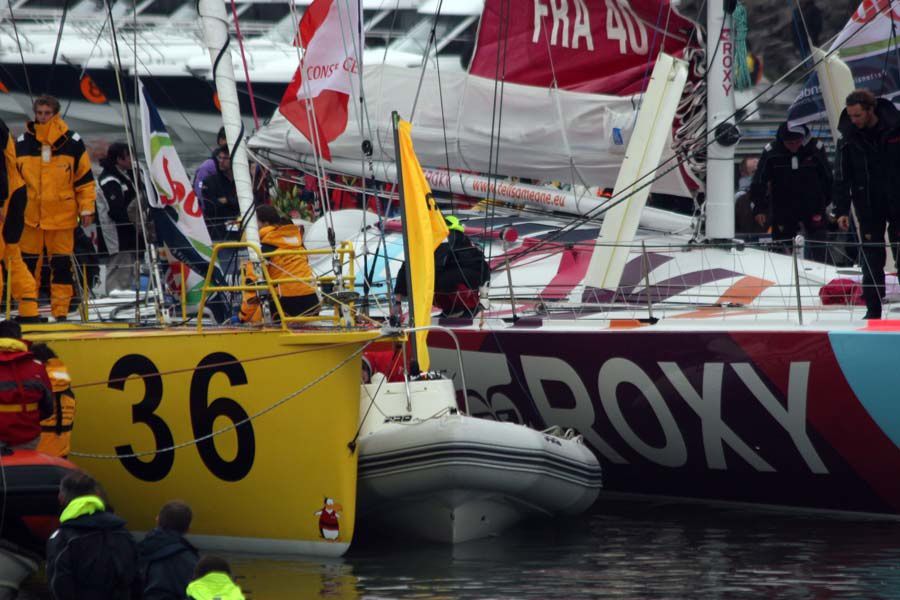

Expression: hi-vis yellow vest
xmin=186 ymin=572 xmax=245 ymax=600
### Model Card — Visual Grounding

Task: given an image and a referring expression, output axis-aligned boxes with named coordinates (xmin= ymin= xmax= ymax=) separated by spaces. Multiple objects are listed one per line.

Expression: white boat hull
xmin=357 ymin=378 xmax=602 ymax=543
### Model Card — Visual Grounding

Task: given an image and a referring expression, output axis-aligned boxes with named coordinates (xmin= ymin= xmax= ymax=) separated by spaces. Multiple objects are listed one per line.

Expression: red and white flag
xmin=279 ymin=0 xmax=361 ymax=161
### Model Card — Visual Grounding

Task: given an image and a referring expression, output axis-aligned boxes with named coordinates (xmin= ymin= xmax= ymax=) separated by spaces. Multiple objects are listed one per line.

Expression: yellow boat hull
xmin=28 ymin=325 xmax=379 ymax=557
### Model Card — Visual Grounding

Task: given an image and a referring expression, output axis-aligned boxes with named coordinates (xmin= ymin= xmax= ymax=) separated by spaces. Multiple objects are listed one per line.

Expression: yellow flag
xmin=398 ymin=119 xmax=449 ymax=372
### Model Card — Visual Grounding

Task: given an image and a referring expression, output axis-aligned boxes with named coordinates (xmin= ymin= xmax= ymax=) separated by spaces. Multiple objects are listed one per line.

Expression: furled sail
xmin=250 ymin=0 xmax=700 ymax=198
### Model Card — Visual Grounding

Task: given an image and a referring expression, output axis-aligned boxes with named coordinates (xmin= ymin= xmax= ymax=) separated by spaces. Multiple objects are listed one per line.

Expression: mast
xmin=391 ymin=111 xmax=419 ymax=375
xmin=197 ymin=0 xmax=259 ymax=249
xmin=705 ymin=0 xmax=739 ymax=241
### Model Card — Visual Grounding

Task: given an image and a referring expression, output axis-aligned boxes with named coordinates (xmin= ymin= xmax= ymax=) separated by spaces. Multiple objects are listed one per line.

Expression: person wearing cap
xmin=834 ymin=89 xmax=900 ymax=319
xmin=394 ymin=215 xmax=490 ymax=317
xmin=750 ymin=121 xmax=832 ymax=262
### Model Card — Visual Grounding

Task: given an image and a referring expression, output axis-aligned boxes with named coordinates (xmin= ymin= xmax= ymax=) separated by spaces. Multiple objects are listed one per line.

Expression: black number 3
xmin=110 ymin=355 xmax=174 ymax=482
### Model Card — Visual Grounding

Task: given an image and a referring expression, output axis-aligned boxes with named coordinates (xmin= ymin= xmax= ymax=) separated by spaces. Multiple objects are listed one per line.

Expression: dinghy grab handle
xmin=402 ymin=325 xmax=470 ymax=416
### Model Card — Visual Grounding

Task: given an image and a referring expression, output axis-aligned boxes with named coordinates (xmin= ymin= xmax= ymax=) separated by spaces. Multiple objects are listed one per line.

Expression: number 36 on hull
xmin=29 ymin=326 xmax=380 ymax=557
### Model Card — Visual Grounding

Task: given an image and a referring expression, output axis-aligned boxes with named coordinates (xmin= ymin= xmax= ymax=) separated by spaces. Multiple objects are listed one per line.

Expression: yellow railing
xmin=197 ymin=241 xmax=357 ymax=331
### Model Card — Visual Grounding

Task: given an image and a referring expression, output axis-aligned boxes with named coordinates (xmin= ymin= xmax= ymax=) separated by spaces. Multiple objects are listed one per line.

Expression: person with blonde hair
xmin=16 ymin=94 xmax=95 ymax=320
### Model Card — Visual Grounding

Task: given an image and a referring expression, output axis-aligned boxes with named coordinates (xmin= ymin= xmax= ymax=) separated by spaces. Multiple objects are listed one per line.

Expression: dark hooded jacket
xmin=393 ymin=230 xmax=490 ymax=297
xmin=97 ymin=161 xmax=139 ymax=253
xmin=834 ymin=98 xmax=900 ymax=227
xmin=138 ymin=527 xmax=199 ymax=600
xmin=750 ymin=123 xmax=832 ymax=232
xmin=46 ymin=497 xmax=141 ymax=600
xmin=200 ymin=153 xmax=239 ymax=242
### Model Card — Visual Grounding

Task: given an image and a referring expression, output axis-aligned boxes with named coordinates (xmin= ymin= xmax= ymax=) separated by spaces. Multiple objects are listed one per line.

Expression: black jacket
xmin=394 ymin=230 xmax=490 ymax=296
xmin=750 ymin=123 xmax=832 ymax=230
xmin=835 ymin=98 xmax=900 ymax=226
xmin=98 ymin=163 xmax=139 ymax=253
xmin=138 ymin=527 xmax=199 ymax=600
xmin=200 ymin=169 xmax=239 ymax=242
xmin=46 ymin=510 xmax=141 ymax=600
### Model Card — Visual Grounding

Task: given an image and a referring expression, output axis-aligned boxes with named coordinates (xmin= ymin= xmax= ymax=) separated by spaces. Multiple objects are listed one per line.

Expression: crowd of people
xmin=47 ymin=471 xmax=245 ymax=600
xmin=0 ymin=94 xmax=338 ymax=322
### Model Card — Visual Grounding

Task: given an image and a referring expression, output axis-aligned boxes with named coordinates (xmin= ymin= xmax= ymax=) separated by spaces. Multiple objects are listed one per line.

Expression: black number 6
xmin=189 ymin=353 xmax=255 ymax=481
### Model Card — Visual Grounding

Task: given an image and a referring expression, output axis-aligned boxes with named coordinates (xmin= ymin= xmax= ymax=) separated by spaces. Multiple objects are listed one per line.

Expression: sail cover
xmin=250 ymin=0 xmax=698 ymax=197
xmin=470 ymin=0 xmax=694 ymax=94
xmin=789 ymin=1 xmax=900 ymax=125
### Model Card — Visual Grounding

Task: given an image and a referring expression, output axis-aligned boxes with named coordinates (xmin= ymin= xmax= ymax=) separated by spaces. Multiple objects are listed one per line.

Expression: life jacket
xmin=186 ymin=572 xmax=245 ymax=600
xmin=16 ymin=115 xmax=96 ymax=231
xmin=259 ymin=224 xmax=316 ymax=298
xmin=38 ymin=357 xmax=76 ymax=457
xmin=0 ymin=337 xmax=52 ymax=446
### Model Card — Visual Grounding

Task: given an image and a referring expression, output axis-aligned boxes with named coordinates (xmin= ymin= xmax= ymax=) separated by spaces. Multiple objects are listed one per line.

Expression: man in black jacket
xmin=46 ymin=472 xmax=141 ymax=600
xmin=200 ymin=145 xmax=239 ymax=243
xmin=751 ymin=122 xmax=832 ymax=261
xmin=138 ymin=500 xmax=199 ymax=600
xmin=834 ymin=89 xmax=900 ymax=319
xmin=393 ymin=215 xmax=490 ymax=317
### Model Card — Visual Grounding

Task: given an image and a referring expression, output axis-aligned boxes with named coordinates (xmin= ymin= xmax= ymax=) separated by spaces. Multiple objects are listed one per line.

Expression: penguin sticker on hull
xmin=315 ymin=497 xmax=342 ymax=540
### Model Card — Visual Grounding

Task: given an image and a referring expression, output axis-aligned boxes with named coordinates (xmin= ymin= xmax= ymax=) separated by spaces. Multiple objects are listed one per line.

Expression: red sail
xmin=469 ymin=0 xmax=695 ymax=95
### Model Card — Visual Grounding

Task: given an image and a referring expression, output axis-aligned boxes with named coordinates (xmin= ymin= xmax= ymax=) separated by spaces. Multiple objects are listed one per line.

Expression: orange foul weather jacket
xmin=259 ymin=224 xmax=316 ymax=298
xmin=238 ymin=224 xmax=317 ymax=322
xmin=16 ymin=115 xmax=95 ymax=230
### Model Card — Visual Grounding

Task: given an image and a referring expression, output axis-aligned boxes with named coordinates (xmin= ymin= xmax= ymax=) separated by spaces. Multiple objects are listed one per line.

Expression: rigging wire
xmin=408 ymin=0 xmax=442 ymax=123
xmin=228 ymin=0 xmax=261 ymax=129
xmin=46 ymin=0 xmax=72 ymax=92
xmin=483 ymin=0 xmax=511 ymax=268
xmin=7 ymin=0 xmax=32 ymax=103
xmin=62 ymin=17 xmax=109 ymax=119
xmin=102 ymin=0 xmax=165 ymax=323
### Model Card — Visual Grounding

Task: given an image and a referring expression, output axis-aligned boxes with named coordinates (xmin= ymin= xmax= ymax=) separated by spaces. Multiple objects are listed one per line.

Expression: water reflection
xmin=231 ymin=499 xmax=900 ymax=600
xmin=21 ymin=497 xmax=900 ymax=599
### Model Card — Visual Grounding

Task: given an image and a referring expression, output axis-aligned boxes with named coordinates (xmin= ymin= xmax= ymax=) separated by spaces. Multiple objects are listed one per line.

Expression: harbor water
xmin=22 ymin=496 xmax=900 ymax=599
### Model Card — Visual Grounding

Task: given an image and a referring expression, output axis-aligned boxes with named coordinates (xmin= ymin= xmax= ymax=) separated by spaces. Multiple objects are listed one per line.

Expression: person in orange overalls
xmin=16 ymin=95 xmax=95 ymax=321
xmin=0 ymin=115 xmax=39 ymax=321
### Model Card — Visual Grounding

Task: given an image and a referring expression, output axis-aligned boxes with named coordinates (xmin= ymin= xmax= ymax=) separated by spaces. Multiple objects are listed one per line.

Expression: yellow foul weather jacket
xmin=0 ymin=121 xmax=27 ymax=246
xmin=16 ymin=115 xmax=95 ymax=230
